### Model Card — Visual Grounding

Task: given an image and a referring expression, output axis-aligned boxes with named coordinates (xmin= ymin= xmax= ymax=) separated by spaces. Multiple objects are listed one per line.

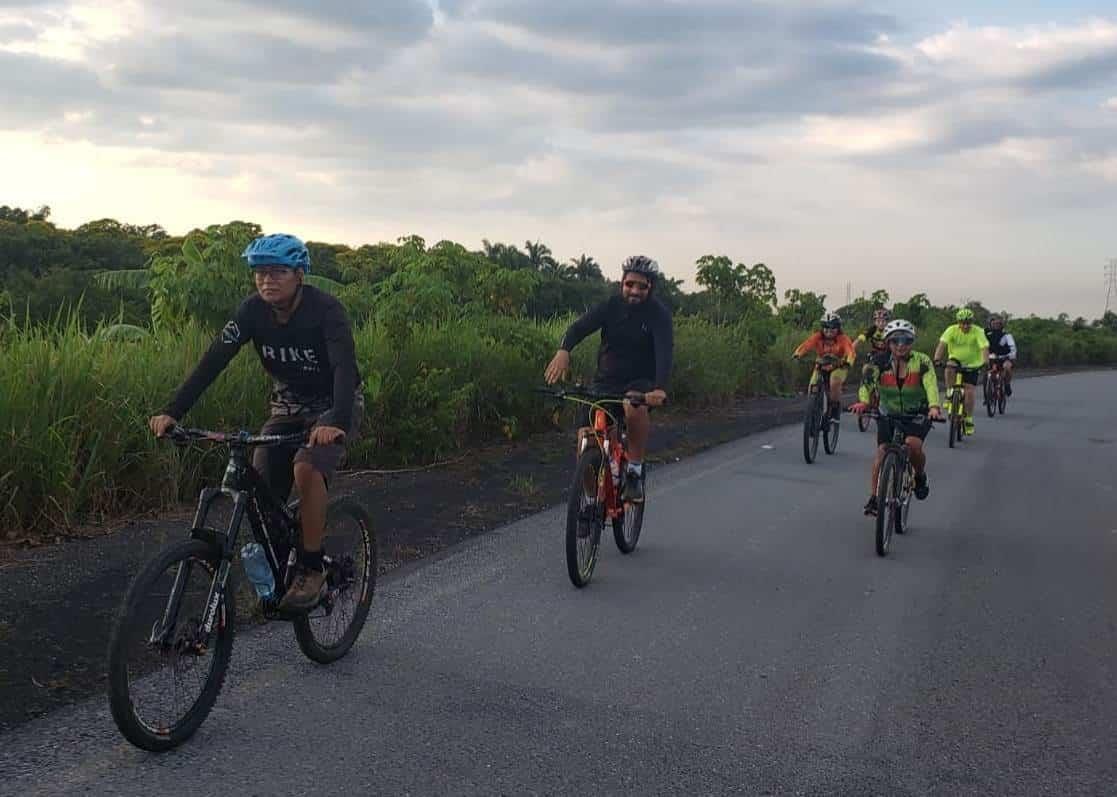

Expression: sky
xmin=1 ymin=1 xmax=1115 ymax=319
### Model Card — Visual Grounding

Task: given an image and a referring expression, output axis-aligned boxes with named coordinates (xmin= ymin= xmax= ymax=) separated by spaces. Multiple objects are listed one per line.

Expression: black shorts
xmin=579 ymin=378 xmax=655 ymax=428
xmin=252 ymin=398 xmax=364 ymax=502
xmin=877 ymin=415 xmax=932 ymax=446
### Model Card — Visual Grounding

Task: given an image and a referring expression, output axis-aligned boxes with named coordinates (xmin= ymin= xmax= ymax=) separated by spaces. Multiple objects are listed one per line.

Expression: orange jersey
xmin=794 ymin=332 xmax=855 ymax=364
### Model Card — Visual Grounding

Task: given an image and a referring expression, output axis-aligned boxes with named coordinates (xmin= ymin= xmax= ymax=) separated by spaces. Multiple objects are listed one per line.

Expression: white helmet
xmin=820 ymin=311 xmax=842 ymax=329
xmin=883 ymin=319 xmax=915 ymax=340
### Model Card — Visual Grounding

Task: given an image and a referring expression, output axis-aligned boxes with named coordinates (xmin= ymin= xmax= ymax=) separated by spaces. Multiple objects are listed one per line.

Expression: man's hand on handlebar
xmin=149 ymin=414 xmax=178 ymax=438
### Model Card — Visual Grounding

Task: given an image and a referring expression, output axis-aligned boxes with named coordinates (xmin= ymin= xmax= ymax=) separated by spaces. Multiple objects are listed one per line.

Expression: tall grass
xmin=3 ymin=311 xmax=1116 ymax=537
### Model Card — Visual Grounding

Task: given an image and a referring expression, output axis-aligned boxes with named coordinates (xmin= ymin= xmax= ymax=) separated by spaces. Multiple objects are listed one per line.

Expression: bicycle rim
xmin=613 ymin=484 xmax=645 ymax=554
xmin=293 ymin=500 xmax=377 ymax=664
xmin=566 ymin=447 xmax=605 ymax=587
xmin=875 ymin=454 xmax=898 ymax=556
xmin=898 ymin=465 xmax=913 ymax=534
xmin=824 ymin=407 xmax=840 ymax=454
xmin=107 ymin=539 xmax=234 ymax=751
xmin=803 ymin=392 xmax=821 ymax=463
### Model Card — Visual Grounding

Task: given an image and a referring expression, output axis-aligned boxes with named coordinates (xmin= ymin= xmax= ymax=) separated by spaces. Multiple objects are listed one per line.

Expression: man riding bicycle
xmin=543 ymin=255 xmax=673 ymax=504
xmin=851 ymin=320 xmax=943 ymax=517
xmin=984 ymin=314 xmax=1017 ymax=396
xmin=933 ymin=308 xmax=990 ymax=437
xmin=793 ymin=312 xmax=855 ymax=421
xmin=148 ymin=233 xmax=363 ymax=613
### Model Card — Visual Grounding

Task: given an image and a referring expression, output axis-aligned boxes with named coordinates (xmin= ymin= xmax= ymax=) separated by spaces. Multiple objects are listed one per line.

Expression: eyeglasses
xmin=254 ymin=267 xmax=295 ymax=281
xmin=888 ymin=335 xmax=915 ymax=346
xmin=623 ymin=280 xmax=650 ymax=291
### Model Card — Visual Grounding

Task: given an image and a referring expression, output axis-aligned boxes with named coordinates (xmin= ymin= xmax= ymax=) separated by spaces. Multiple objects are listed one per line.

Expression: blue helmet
xmin=242 ymin=233 xmax=311 ymax=273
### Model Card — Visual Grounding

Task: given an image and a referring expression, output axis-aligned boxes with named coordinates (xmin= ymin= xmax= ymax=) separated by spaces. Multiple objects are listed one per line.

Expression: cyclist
xmin=984 ymin=314 xmax=1017 ymax=396
xmin=933 ymin=308 xmax=989 ymax=437
xmin=793 ymin=312 xmax=855 ymax=422
xmin=855 ymin=308 xmax=892 ymax=373
xmin=148 ymin=233 xmax=363 ymax=613
xmin=543 ymin=255 xmax=673 ymax=503
xmin=850 ymin=319 xmax=943 ymax=517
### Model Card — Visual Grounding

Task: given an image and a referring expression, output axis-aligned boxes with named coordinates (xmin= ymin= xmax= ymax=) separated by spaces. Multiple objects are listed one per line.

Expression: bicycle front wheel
xmin=823 ymin=405 xmax=840 ymax=455
xmin=613 ymin=490 xmax=645 ymax=554
xmin=107 ymin=539 xmax=235 ymax=752
xmin=802 ymin=391 xmax=822 ymax=464
xmin=566 ymin=447 xmax=606 ymax=587
xmin=984 ymin=378 xmax=996 ymax=417
xmin=875 ymin=452 xmax=900 ymax=557
xmin=294 ymin=500 xmax=377 ymax=664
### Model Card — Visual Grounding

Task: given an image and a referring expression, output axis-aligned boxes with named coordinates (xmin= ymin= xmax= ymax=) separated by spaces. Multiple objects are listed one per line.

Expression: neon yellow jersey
xmin=939 ymin=324 xmax=989 ymax=368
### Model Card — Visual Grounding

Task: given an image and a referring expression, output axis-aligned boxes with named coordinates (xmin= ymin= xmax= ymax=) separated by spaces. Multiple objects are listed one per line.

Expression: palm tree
xmin=569 ymin=254 xmax=603 ymax=282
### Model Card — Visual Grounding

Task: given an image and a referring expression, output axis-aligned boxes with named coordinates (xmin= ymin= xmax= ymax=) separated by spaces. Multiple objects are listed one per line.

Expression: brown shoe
xmin=278 ymin=565 xmax=326 ymax=613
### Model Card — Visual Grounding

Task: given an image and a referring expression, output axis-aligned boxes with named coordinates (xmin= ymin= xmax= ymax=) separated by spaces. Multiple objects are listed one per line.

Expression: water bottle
xmin=241 ymin=542 xmax=275 ymax=600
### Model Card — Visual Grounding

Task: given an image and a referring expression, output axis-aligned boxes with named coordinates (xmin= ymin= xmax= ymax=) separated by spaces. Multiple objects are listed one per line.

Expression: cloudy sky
xmin=2 ymin=1 xmax=1116 ymax=318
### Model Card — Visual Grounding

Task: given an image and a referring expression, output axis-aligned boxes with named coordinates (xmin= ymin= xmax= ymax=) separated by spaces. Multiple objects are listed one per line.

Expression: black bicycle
xmin=801 ymin=354 xmax=844 ymax=463
xmin=859 ymin=409 xmax=944 ymax=556
xmin=107 ymin=426 xmax=376 ymax=751
xmin=538 ymin=386 xmax=651 ymax=587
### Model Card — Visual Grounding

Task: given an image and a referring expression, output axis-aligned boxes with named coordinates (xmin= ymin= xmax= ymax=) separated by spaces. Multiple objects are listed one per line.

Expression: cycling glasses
xmin=887 ymin=335 xmax=915 ymax=346
xmin=623 ymin=279 xmax=650 ymax=291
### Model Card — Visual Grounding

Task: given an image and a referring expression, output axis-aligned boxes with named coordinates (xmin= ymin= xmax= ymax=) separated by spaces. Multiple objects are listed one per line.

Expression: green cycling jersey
xmin=859 ymin=351 xmax=941 ymax=415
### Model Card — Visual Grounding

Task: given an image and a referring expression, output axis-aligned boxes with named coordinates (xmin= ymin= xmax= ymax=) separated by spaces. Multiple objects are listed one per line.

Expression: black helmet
xmin=620 ymin=255 xmax=660 ymax=285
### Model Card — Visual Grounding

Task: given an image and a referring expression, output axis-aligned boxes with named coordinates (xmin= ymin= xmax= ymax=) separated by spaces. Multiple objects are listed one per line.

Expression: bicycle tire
xmin=823 ymin=404 xmax=840 ymax=455
xmin=566 ymin=447 xmax=605 ymax=587
xmin=802 ymin=391 xmax=822 ymax=464
xmin=107 ymin=538 xmax=235 ymax=752
xmin=984 ymin=378 xmax=996 ymax=417
xmin=948 ymin=391 xmax=961 ymax=448
xmin=875 ymin=451 xmax=900 ymax=557
xmin=897 ymin=463 xmax=913 ymax=535
xmin=858 ymin=412 xmax=870 ymax=433
xmin=613 ymin=468 xmax=645 ymax=555
xmin=293 ymin=500 xmax=377 ymax=664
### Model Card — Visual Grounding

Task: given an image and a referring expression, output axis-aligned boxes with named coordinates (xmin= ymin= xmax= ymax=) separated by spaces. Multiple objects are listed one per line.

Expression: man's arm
xmin=559 ymin=301 xmax=609 ymax=353
xmin=322 ymin=301 xmax=360 ymax=432
xmin=164 ymin=308 xmax=251 ymax=420
xmin=933 ymin=339 xmax=947 ymax=364
xmin=793 ymin=332 xmax=820 ymax=359
xmin=1004 ymin=333 xmax=1018 ymax=359
xmin=920 ymin=357 xmax=941 ymax=408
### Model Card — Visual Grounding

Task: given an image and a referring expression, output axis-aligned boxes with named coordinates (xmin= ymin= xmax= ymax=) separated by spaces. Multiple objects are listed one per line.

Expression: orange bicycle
xmin=538 ymin=386 xmax=651 ymax=587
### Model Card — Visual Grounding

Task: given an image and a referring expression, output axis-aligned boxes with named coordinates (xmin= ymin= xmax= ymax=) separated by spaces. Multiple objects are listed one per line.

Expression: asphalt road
xmin=3 ymin=372 xmax=1115 ymax=796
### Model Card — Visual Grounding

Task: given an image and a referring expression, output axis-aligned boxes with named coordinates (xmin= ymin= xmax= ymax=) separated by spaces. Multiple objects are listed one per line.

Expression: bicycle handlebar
xmin=163 ymin=425 xmax=311 ymax=447
xmin=937 ymin=358 xmax=983 ymax=373
xmin=849 ymin=408 xmax=946 ymax=424
xmin=535 ymin=385 xmax=662 ymax=408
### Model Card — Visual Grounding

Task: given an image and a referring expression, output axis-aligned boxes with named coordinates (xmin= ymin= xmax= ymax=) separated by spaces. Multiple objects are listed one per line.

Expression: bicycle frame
xmin=157 ymin=429 xmax=305 ymax=643
xmin=584 ymin=404 xmax=628 ymax=521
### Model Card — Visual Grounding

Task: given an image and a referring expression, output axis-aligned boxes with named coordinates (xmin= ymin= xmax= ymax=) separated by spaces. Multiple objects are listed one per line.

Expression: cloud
xmin=4 ymin=1 xmax=1117 ymax=317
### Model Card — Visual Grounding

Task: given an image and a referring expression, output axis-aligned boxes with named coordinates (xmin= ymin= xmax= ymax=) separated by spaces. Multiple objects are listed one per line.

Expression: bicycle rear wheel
xmin=802 ymin=391 xmax=822 ymax=464
xmin=566 ymin=447 xmax=606 ymax=587
xmin=875 ymin=452 xmax=900 ymax=556
xmin=107 ymin=538 xmax=235 ymax=751
xmin=613 ymin=472 xmax=645 ymax=555
xmin=294 ymin=500 xmax=377 ymax=664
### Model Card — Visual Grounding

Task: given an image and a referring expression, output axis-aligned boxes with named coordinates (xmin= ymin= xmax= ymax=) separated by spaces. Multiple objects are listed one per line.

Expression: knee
xmin=293 ymin=461 xmax=323 ymax=490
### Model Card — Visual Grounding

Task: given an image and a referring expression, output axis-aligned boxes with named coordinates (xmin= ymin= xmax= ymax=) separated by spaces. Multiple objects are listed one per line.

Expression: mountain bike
xmin=538 ymin=386 xmax=651 ymax=587
xmin=984 ymin=355 xmax=1009 ymax=417
xmin=801 ymin=354 xmax=845 ymax=463
xmin=858 ymin=409 xmax=945 ymax=556
xmin=940 ymin=358 xmax=982 ymax=448
xmin=107 ymin=426 xmax=376 ymax=751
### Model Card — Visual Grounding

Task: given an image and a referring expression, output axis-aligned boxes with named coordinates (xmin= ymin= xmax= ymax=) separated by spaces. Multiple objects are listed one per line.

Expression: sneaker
xmin=830 ymin=403 xmax=842 ymax=421
xmin=914 ymin=473 xmax=929 ymax=500
xmin=622 ymin=470 xmax=645 ymax=503
xmin=964 ymin=418 xmax=975 ymax=436
xmin=278 ymin=565 xmax=326 ymax=613
xmin=863 ymin=496 xmax=879 ymax=516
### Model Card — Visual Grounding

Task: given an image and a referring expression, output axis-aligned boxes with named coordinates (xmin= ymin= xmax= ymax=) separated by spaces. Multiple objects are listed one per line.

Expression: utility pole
xmin=845 ymin=282 xmax=852 ymax=306
xmin=1106 ymin=260 xmax=1117 ymax=315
